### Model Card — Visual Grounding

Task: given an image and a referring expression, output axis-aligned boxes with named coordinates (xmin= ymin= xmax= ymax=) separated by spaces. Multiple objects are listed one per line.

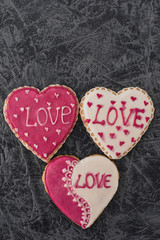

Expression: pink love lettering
xmin=74 ymin=172 xmax=112 ymax=189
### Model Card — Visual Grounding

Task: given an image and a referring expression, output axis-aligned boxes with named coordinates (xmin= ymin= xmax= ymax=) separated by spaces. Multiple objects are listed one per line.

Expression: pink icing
xmin=133 ymin=108 xmax=145 ymax=128
xmin=145 ymin=117 xmax=150 ymax=122
xmin=107 ymin=107 xmax=118 ymax=125
xmin=121 ymin=101 xmax=126 ymax=106
xmin=92 ymin=105 xmax=105 ymax=126
xmin=116 ymin=152 xmax=121 ymax=156
xmin=119 ymin=141 xmax=125 ymax=146
xmin=109 ymin=133 xmax=116 ymax=139
xmin=119 ymin=107 xmax=134 ymax=126
xmin=5 ymin=86 xmax=78 ymax=161
xmin=44 ymin=156 xmax=90 ymax=229
xmin=116 ymin=126 xmax=121 ymax=131
xmin=74 ymin=173 xmax=112 ymax=189
xmin=131 ymin=137 xmax=136 ymax=142
xmin=111 ymin=101 xmax=116 ymax=105
xmin=107 ymin=145 xmax=113 ymax=151
xmin=123 ymin=129 xmax=130 ymax=135
xmin=98 ymin=132 xmax=103 ymax=138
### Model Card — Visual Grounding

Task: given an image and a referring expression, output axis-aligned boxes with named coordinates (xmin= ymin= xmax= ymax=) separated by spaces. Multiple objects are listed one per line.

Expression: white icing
xmin=56 ymin=129 xmax=61 ymax=135
xmin=24 ymin=132 xmax=28 ymax=137
xmin=25 ymin=107 xmax=37 ymax=127
xmin=61 ymin=106 xmax=71 ymax=124
xmin=37 ymin=108 xmax=48 ymax=126
xmin=47 ymin=107 xmax=60 ymax=125
xmin=15 ymin=97 xmax=18 ymax=101
xmin=71 ymin=155 xmax=119 ymax=228
xmin=13 ymin=114 xmax=17 ymax=118
xmin=43 ymin=136 xmax=47 ymax=141
xmin=20 ymin=107 xmax=24 ymax=112
xmin=82 ymin=88 xmax=154 ymax=159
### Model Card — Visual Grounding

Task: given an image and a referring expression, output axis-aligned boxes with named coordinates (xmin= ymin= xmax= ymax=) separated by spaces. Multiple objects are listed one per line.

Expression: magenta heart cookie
xmin=80 ymin=87 xmax=154 ymax=159
xmin=3 ymin=85 xmax=79 ymax=162
xmin=43 ymin=155 xmax=119 ymax=229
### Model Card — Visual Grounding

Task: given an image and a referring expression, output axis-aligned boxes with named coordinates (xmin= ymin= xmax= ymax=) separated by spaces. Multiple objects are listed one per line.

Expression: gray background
xmin=0 ymin=0 xmax=160 ymax=239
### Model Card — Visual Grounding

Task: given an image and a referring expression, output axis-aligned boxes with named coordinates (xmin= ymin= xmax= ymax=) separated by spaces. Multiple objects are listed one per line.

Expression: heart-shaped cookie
xmin=80 ymin=87 xmax=154 ymax=159
xmin=3 ymin=85 xmax=79 ymax=162
xmin=42 ymin=155 xmax=119 ymax=228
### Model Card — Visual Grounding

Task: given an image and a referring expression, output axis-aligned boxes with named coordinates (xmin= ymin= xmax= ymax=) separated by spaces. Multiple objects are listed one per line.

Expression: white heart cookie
xmin=80 ymin=87 xmax=154 ymax=159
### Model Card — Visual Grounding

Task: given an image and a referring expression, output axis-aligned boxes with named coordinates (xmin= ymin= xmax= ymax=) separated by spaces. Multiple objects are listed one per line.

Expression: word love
xmin=93 ymin=105 xmax=145 ymax=128
xmin=74 ymin=172 xmax=112 ymax=189
xmin=26 ymin=106 xmax=72 ymax=127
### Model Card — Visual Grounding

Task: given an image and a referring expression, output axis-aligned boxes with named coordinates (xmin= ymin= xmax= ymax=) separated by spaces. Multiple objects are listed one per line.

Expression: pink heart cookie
xmin=42 ymin=155 xmax=119 ymax=228
xmin=3 ymin=85 xmax=79 ymax=162
xmin=80 ymin=87 xmax=154 ymax=159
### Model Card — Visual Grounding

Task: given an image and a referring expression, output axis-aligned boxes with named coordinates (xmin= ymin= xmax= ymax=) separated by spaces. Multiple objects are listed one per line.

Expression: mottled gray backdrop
xmin=0 ymin=0 xmax=160 ymax=239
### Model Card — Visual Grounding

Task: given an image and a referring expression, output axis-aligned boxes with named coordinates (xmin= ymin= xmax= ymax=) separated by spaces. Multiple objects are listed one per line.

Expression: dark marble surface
xmin=0 ymin=0 xmax=160 ymax=239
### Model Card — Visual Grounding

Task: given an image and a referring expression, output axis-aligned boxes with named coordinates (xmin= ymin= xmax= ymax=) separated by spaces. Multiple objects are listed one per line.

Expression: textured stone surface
xmin=0 ymin=0 xmax=160 ymax=239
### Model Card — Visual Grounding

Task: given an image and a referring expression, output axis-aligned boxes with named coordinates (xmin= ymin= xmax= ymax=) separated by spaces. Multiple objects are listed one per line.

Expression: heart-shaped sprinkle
xmin=98 ymin=132 xmax=103 ymax=138
xmin=123 ymin=129 xmax=130 ymax=135
xmin=71 ymin=103 xmax=75 ymax=108
xmin=15 ymin=97 xmax=18 ymax=101
xmin=43 ymin=153 xmax=47 ymax=157
xmin=131 ymin=137 xmax=136 ymax=142
xmin=97 ymin=93 xmax=102 ymax=99
xmin=54 ymin=93 xmax=59 ymax=98
xmin=87 ymin=102 xmax=93 ymax=108
xmin=80 ymin=87 xmax=154 ymax=159
xmin=43 ymin=155 xmax=119 ymax=229
xmin=116 ymin=152 xmax=121 ymax=157
xmin=116 ymin=126 xmax=121 ymax=131
xmin=34 ymin=98 xmax=38 ymax=103
xmin=20 ymin=107 xmax=24 ymax=112
xmin=34 ymin=144 xmax=38 ymax=149
xmin=121 ymin=101 xmax=126 ymax=106
xmin=131 ymin=96 xmax=137 ymax=101
xmin=85 ymin=119 xmax=91 ymax=123
xmin=56 ymin=129 xmax=61 ymax=135
xmin=52 ymin=142 xmax=56 ymax=146
xmin=145 ymin=117 xmax=150 ymax=122
xmin=4 ymin=85 xmax=79 ymax=162
xmin=119 ymin=141 xmax=125 ymax=146
xmin=107 ymin=145 xmax=113 ymax=150
xmin=144 ymin=101 xmax=149 ymax=106
xmin=109 ymin=133 xmax=116 ymax=139
xmin=111 ymin=101 xmax=116 ymax=105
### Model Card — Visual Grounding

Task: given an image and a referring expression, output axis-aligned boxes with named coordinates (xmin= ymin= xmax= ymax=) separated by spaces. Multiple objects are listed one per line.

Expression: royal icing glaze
xmin=80 ymin=87 xmax=154 ymax=159
xmin=3 ymin=85 xmax=79 ymax=162
xmin=43 ymin=155 xmax=119 ymax=229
